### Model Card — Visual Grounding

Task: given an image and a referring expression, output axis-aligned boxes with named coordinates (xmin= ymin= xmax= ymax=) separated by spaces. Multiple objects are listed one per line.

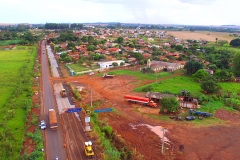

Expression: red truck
xmin=124 ymin=95 xmax=157 ymax=108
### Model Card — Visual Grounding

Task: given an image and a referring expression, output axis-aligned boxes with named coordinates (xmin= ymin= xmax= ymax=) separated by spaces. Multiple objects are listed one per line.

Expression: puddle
xmin=128 ymin=123 xmax=170 ymax=144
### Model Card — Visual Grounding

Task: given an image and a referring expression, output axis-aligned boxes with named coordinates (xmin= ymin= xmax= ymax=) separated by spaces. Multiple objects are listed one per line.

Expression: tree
xmin=184 ymin=60 xmax=203 ymax=75
xmin=67 ymin=42 xmax=75 ymax=50
xmin=200 ymin=76 xmax=221 ymax=94
xmin=233 ymin=52 xmax=240 ymax=76
xmin=81 ymin=36 xmax=88 ymax=43
xmin=175 ymin=45 xmax=183 ymax=51
xmin=218 ymin=40 xmax=228 ymax=46
xmin=117 ymin=36 xmax=124 ymax=44
xmin=88 ymin=36 xmax=94 ymax=43
xmin=160 ymin=97 xmax=179 ymax=113
xmin=63 ymin=56 xmax=72 ymax=63
xmin=112 ymin=62 xmax=118 ymax=67
xmin=192 ymin=69 xmax=209 ymax=81
xmin=87 ymin=44 xmax=95 ymax=51
xmin=230 ymin=38 xmax=240 ymax=47
xmin=214 ymin=69 xmax=232 ymax=81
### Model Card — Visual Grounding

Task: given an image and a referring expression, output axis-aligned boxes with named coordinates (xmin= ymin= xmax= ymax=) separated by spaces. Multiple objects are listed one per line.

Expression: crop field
xmin=167 ymin=30 xmax=234 ymax=42
xmin=0 ymin=46 xmax=36 ymax=159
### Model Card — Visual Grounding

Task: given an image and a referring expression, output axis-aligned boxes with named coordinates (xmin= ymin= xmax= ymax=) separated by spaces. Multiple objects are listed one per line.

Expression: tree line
xmin=45 ymin=23 xmax=83 ymax=29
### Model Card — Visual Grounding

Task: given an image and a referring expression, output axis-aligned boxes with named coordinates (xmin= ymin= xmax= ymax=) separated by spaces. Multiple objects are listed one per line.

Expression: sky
xmin=0 ymin=0 xmax=239 ymax=25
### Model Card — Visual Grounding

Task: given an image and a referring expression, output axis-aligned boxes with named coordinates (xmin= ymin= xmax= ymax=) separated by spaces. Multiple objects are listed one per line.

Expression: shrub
xmin=102 ymin=125 xmax=113 ymax=138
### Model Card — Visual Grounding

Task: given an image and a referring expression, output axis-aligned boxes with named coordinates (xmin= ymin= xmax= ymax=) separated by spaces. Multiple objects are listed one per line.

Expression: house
xmin=128 ymin=57 xmax=137 ymax=63
xmin=142 ymin=53 xmax=151 ymax=59
xmin=68 ymin=52 xmax=80 ymax=60
xmin=107 ymin=47 xmax=119 ymax=53
xmin=150 ymin=60 xmax=184 ymax=72
xmin=98 ymin=60 xmax=125 ymax=69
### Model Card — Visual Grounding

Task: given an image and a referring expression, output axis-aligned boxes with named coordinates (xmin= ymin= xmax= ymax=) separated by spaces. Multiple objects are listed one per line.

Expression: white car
xmin=39 ymin=120 xmax=46 ymax=130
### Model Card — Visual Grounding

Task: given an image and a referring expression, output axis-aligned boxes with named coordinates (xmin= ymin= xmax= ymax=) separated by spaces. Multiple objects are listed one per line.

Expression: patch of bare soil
xmin=215 ymin=109 xmax=240 ymax=122
xmin=167 ymin=31 xmax=234 ymax=42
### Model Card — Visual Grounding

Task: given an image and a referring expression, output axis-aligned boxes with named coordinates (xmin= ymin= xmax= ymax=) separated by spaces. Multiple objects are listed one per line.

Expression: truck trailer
xmin=49 ymin=109 xmax=58 ymax=130
xmin=124 ymin=95 xmax=157 ymax=107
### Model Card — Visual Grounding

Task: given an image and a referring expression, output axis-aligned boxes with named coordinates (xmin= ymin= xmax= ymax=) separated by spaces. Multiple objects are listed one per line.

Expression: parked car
xmin=39 ymin=120 xmax=46 ymax=130
xmin=185 ymin=116 xmax=195 ymax=121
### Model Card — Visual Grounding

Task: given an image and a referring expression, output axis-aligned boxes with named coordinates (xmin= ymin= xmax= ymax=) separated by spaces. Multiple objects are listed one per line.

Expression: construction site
xmin=50 ymin=63 xmax=240 ymax=160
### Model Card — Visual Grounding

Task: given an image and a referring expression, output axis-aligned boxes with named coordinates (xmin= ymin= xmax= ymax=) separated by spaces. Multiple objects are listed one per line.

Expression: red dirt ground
xmin=51 ymin=67 xmax=240 ymax=160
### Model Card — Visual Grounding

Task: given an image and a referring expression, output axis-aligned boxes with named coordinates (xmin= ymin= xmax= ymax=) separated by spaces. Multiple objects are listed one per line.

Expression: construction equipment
xmin=49 ymin=109 xmax=58 ymax=130
xmin=60 ymin=88 xmax=67 ymax=98
xmin=103 ymin=73 xmax=114 ymax=78
xmin=189 ymin=109 xmax=213 ymax=117
xmin=84 ymin=141 xmax=94 ymax=158
xmin=124 ymin=95 xmax=157 ymax=108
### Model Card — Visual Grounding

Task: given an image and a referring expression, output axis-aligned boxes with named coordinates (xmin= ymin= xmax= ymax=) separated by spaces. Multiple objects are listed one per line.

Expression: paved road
xmin=42 ymin=42 xmax=67 ymax=160
xmin=43 ymin=44 xmax=94 ymax=160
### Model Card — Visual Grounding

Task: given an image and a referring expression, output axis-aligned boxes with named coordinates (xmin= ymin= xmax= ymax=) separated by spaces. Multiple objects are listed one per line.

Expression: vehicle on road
xmin=60 ymin=88 xmax=67 ymax=98
xmin=103 ymin=73 xmax=114 ymax=78
xmin=39 ymin=120 xmax=46 ymax=130
xmin=185 ymin=116 xmax=196 ymax=121
xmin=49 ymin=109 xmax=58 ymax=130
xmin=124 ymin=95 xmax=157 ymax=107
xmin=84 ymin=141 xmax=94 ymax=158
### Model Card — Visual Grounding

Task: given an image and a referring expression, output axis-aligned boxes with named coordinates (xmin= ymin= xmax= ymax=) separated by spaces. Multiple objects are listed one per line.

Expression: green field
xmin=0 ymin=46 xmax=36 ymax=159
xmin=108 ymin=69 xmax=172 ymax=80
xmin=67 ymin=63 xmax=99 ymax=72
xmin=135 ymin=75 xmax=240 ymax=96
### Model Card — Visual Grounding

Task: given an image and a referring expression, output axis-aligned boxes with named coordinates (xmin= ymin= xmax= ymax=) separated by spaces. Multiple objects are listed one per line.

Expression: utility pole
xmin=162 ymin=128 xmax=165 ymax=154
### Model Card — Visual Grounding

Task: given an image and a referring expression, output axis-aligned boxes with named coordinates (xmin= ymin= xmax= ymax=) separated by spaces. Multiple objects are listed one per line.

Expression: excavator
xmin=84 ymin=141 xmax=94 ymax=158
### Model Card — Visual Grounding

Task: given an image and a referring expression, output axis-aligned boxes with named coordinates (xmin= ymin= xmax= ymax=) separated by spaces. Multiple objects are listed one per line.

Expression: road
xmin=41 ymin=41 xmax=67 ymax=160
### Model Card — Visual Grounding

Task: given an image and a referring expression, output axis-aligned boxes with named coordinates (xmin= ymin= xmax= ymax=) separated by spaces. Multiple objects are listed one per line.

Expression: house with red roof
xmin=68 ymin=52 xmax=80 ymax=60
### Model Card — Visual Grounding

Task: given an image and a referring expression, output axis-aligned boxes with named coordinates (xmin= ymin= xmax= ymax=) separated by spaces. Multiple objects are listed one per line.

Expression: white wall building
xmin=98 ymin=60 xmax=125 ymax=69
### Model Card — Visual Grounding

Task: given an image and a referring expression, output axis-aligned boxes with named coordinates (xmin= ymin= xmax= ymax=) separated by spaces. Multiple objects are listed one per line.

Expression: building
xmin=98 ymin=60 xmax=125 ymax=69
xmin=150 ymin=60 xmax=184 ymax=72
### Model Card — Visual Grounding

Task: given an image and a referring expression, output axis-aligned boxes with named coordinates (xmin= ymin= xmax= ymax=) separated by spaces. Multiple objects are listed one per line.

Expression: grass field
xmin=0 ymin=46 xmax=36 ymax=159
xmin=134 ymin=75 xmax=240 ymax=95
xmin=109 ymin=69 xmax=172 ymax=80
xmin=67 ymin=63 xmax=99 ymax=72
xmin=167 ymin=31 xmax=234 ymax=42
